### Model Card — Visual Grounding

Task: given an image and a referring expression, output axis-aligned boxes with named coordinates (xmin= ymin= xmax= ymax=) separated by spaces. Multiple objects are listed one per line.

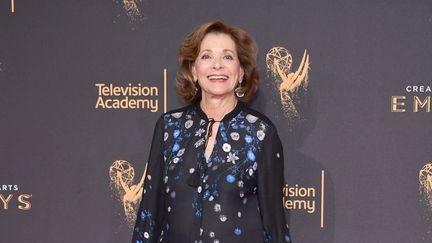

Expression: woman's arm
xmin=257 ymin=125 xmax=292 ymax=243
xmin=131 ymin=116 xmax=166 ymax=243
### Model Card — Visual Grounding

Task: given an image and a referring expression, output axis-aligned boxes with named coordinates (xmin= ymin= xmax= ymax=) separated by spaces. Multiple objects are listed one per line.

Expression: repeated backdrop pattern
xmin=1 ymin=0 xmax=431 ymax=242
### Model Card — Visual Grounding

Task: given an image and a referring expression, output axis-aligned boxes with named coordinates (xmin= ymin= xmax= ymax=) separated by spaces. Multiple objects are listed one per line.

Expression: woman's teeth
xmin=208 ymin=75 xmax=228 ymax=80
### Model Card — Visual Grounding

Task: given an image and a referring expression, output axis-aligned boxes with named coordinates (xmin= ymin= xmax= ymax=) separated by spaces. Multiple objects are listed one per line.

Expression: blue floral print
xmin=132 ymin=101 xmax=291 ymax=243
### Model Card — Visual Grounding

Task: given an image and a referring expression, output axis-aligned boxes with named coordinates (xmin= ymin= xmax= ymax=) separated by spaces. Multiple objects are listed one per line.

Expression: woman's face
xmin=192 ymin=32 xmax=244 ymax=99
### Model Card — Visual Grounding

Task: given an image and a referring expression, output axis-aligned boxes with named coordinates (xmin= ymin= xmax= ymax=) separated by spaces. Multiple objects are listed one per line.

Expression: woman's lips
xmin=208 ymin=78 xmax=228 ymax=82
xmin=207 ymin=75 xmax=229 ymax=82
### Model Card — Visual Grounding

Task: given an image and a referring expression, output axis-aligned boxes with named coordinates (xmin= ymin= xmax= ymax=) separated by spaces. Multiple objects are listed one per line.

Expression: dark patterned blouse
xmin=132 ymin=100 xmax=291 ymax=243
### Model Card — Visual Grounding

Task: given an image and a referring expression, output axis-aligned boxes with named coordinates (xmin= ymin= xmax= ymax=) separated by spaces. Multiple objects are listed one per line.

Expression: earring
xmin=235 ymin=79 xmax=245 ymax=98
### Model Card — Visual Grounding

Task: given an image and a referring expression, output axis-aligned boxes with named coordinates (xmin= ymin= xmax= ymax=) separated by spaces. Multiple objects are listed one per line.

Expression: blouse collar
xmin=194 ymin=99 xmax=244 ymax=122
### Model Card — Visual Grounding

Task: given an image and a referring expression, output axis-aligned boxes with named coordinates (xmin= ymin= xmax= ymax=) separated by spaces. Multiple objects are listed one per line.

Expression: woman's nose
xmin=212 ymin=57 xmax=223 ymax=69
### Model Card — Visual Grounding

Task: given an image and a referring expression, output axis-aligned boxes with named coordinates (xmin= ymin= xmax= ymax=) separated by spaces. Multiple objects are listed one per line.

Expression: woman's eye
xmin=224 ymin=55 xmax=233 ymax=60
xmin=201 ymin=54 xmax=211 ymax=59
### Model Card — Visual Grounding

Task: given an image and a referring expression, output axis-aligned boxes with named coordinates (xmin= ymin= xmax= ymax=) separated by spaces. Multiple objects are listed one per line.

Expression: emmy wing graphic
xmin=113 ymin=0 xmax=143 ymax=22
xmin=109 ymin=160 xmax=147 ymax=228
xmin=266 ymin=47 xmax=310 ymax=120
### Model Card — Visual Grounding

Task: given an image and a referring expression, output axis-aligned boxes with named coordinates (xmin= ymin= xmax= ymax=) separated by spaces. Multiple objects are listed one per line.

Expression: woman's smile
xmin=207 ymin=74 xmax=229 ymax=82
xmin=192 ymin=32 xmax=244 ymax=99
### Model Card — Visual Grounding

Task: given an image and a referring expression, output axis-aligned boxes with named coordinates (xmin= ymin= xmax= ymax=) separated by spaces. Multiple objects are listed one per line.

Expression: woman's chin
xmin=202 ymin=90 xmax=235 ymax=99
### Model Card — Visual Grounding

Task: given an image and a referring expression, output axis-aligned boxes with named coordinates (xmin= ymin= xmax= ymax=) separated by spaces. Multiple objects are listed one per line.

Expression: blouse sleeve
xmin=132 ymin=116 xmax=166 ymax=243
xmin=257 ymin=125 xmax=292 ymax=243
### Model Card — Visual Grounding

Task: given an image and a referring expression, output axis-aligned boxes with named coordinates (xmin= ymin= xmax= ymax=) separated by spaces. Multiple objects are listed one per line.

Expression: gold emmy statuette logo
xmin=419 ymin=163 xmax=432 ymax=210
xmin=109 ymin=160 xmax=147 ymax=228
xmin=120 ymin=0 xmax=142 ymax=22
xmin=266 ymin=47 xmax=310 ymax=119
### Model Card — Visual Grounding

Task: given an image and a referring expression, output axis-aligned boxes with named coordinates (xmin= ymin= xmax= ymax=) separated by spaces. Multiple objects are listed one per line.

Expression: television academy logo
xmin=95 ymin=83 xmax=159 ymax=111
xmin=283 ymin=183 xmax=316 ymax=214
xmin=283 ymin=170 xmax=326 ymax=228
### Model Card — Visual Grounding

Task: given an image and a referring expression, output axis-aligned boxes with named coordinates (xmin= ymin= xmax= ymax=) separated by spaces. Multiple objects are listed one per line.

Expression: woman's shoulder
xmin=154 ymin=104 xmax=196 ymax=123
xmin=240 ymin=103 xmax=276 ymax=130
xmin=163 ymin=105 xmax=193 ymax=116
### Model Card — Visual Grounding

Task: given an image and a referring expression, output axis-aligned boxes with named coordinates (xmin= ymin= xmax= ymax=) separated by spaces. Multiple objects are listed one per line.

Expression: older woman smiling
xmin=132 ymin=21 xmax=291 ymax=243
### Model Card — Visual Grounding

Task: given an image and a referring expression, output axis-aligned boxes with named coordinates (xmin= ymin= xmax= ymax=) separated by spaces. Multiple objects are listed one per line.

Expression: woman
xmin=132 ymin=20 xmax=291 ymax=243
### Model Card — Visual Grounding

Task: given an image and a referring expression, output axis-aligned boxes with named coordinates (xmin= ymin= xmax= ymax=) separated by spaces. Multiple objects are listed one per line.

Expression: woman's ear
xmin=191 ymin=62 xmax=197 ymax=81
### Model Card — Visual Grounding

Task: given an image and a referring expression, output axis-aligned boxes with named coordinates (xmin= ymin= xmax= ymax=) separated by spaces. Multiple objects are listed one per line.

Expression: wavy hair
xmin=176 ymin=20 xmax=259 ymax=104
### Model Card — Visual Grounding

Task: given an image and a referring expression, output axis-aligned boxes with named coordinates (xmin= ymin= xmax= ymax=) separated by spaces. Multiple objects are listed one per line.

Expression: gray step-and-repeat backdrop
xmin=1 ymin=0 xmax=431 ymax=242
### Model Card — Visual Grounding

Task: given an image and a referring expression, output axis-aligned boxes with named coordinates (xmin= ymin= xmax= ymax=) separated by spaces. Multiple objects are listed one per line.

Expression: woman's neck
xmin=200 ymin=95 xmax=238 ymax=121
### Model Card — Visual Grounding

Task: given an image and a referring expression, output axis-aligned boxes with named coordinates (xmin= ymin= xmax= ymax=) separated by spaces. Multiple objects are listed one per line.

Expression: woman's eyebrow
xmin=199 ymin=49 xmax=235 ymax=54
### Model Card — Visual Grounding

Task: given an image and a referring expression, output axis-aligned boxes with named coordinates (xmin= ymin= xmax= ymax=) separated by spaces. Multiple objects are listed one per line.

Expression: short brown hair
xmin=176 ymin=20 xmax=259 ymax=104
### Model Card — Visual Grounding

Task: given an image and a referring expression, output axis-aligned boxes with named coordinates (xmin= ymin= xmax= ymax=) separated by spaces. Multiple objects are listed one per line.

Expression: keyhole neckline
xmin=194 ymin=98 xmax=244 ymax=123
